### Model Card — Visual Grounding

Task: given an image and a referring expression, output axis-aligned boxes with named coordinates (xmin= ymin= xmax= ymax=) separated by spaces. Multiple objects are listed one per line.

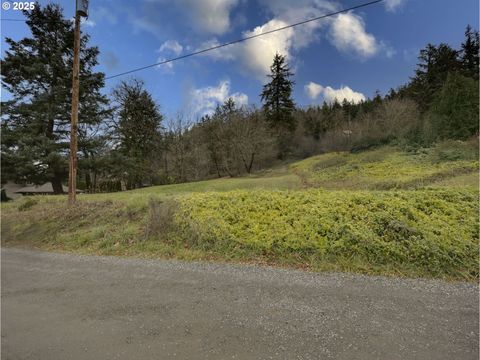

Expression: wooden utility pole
xmin=68 ymin=11 xmax=81 ymax=205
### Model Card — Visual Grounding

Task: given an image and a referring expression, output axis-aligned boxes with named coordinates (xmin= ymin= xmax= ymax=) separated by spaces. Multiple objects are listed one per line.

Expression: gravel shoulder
xmin=1 ymin=247 xmax=478 ymax=360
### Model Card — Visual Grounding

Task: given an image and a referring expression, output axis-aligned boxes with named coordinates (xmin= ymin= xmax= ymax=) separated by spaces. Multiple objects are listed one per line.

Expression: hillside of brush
xmin=2 ymin=140 xmax=478 ymax=280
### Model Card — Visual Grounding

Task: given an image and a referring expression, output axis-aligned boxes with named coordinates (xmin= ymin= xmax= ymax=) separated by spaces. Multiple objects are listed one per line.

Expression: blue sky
xmin=1 ymin=0 xmax=479 ymax=119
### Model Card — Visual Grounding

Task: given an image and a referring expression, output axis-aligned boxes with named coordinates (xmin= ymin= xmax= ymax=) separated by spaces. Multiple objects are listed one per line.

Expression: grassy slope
xmin=2 ymin=140 xmax=478 ymax=280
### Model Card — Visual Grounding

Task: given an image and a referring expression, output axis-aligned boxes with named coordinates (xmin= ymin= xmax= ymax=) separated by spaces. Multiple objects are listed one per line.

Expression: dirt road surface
xmin=1 ymin=248 xmax=478 ymax=359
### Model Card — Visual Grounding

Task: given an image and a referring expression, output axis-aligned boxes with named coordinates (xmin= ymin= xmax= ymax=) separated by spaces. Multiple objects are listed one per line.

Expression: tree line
xmin=1 ymin=4 xmax=479 ymax=193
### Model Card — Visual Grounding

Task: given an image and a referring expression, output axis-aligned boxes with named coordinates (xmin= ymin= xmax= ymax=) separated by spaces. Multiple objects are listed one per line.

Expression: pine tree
xmin=260 ymin=53 xmax=296 ymax=132
xmin=1 ymin=3 xmax=109 ymax=193
xmin=221 ymin=97 xmax=237 ymax=115
xmin=110 ymin=79 xmax=163 ymax=189
xmin=385 ymin=88 xmax=398 ymax=100
xmin=408 ymin=43 xmax=460 ymax=111
xmin=429 ymin=72 xmax=479 ymax=140
xmin=460 ymin=25 xmax=479 ymax=80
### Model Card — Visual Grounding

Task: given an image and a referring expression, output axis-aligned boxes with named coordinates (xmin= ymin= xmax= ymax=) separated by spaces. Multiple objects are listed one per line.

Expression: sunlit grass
xmin=290 ymin=142 xmax=478 ymax=190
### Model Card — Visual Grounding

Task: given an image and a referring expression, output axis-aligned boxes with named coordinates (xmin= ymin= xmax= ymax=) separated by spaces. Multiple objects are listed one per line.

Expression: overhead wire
xmin=105 ymin=0 xmax=384 ymax=80
xmin=0 ymin=0 xmax=385 ymax=80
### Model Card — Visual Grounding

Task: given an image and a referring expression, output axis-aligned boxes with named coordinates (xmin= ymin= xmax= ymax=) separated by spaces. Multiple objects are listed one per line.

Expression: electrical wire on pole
xmin=105 ymin=0 xmax=384 ymax=80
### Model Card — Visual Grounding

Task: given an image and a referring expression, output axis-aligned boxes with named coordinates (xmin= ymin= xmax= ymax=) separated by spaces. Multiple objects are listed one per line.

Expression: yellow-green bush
xmin=175 ymin=189 xmax=478 ymax=279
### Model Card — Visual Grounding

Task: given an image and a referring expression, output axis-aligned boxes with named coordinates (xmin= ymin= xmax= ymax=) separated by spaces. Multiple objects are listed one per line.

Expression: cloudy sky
xmin=1 ymin=0 xmax=478 ymax=118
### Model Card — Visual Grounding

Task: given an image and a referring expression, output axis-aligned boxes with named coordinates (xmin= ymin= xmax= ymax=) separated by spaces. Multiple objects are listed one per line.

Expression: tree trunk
xmin=120 ymin=180 xmax=127 ymax=191
xmin=247 ymin=152 xmax=255 ymax=174
xmin=85 ymin=173 xmax=91 ymax=193
xmin=82 ymin=149 xmax=92 ymax=192
xmin=212 ymin=153 xmax=222 ymax=178
xmin=51 ymin=175 xmax=64 ymax=194
xmin=93 ymin=171 xmax=98 ymax=193
xmin=163 ymin=153 xmax=169 ymax=178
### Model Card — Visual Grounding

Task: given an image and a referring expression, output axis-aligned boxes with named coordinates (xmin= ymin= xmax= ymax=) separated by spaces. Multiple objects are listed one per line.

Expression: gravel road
xmin=1 ymin=247 xmax=478 ymax=360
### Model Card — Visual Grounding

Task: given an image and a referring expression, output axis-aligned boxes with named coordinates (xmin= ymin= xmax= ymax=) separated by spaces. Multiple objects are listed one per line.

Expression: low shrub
xmin=175 ymin=189 xmax=478 ymax=279
xmin=430 ymin=139 xmax=479 ymax=163
xmin=143 ymin=198 xmax=178 ymax=241
xmin=17 ymin=197 xmax=38 ymax=211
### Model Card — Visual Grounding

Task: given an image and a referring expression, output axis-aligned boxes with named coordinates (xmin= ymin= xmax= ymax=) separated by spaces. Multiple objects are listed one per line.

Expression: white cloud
xmin=70 ymin=17 xmax=95 ymax=28
xmin=384 ymin=0 xmax=405 ymax=12
xmin=190 ymin=80 xmax=248 ymax=117
xmin=176 ymin=0 xmax=240 ymax=35
xmin=156 ymin=57 xmax=174 ymax=74
xmin=183 ymin=1 xmax=390 ymax=80
xmin=329 ymin=12 xmax=378 ymax=58
xmin=305 ymin=81 xmax=366 ymax=104
xmin=195 ymin=19 xmax=295 ymax=78
xmin=237 ymin=1 xmax=337 ymax=79
xmin=156 ymin=40 xmax=183 ymax=73
xmin=196 ymin=1 xmax=389 ymax=79
xmin=194 ymin=1 xmax=336 ymax=79
xmin=269 ymin=1 xmax=338 ymax=47
xmin=194 ymin=19 xmax=293 ymax=79
xmin=158 ymin=40 xmax=183 ymax=56
xmin=239 ymin=18 xmax=295 ymax=78
xmin=198 ymin=17 xmax=323 ymax=79
xmin=196 ymin=38 xmax=235 ymax=60
xmin=82 ymin=19 xmax=96 ymax=27
xmin=128 ymin=0 xmax=239 ymax=37
xmin=305 ymin=82 xmax=323 ymax=100
xmin=259 ymin=0 xmax=337 ymax=17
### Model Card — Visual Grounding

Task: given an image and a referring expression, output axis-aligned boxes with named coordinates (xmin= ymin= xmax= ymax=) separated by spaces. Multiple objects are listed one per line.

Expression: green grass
xmin=291 ymin=142 xmax=478 ymax=190
xmin=429 ymin=172 xmax=478 ymax=189
xmin=2 ymin=140 xmax=478 ymax=280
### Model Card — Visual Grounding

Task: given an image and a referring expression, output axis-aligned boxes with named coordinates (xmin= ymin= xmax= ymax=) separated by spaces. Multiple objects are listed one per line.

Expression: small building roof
xmin=15 ymin=183 xmax=69 ymax=194
xmin=1 ymin=182 xmax=25 ymax=199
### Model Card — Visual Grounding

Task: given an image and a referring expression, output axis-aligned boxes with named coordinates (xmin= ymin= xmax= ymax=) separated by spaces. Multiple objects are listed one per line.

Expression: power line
xmin=1 ymin=0 xmax=385 ymax=78
xmin=105 ymin=0 xmax=384 ymax=80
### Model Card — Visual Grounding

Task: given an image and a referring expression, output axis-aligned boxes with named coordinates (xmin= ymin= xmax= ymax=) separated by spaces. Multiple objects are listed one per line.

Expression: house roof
xmin=1 ymin=182 xmax=25 ymax=199
xmin=15 ymin=183 xmax=69 ymax=194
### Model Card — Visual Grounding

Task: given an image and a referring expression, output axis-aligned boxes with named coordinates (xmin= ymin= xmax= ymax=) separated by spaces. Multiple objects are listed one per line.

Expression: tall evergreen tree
xmin=260 ymin=53 xmax=296 ymax=131
xmin=460 ymin=25 xmax=479 ymax=80
xmin=1 ymin=3 xmax=109 ymax=193
xmin=429 ymin=72 xmax=479 ymax=140
xmin=407 ymin=43 xmax=460 ymax=111
xmin=110 ymin=79 xmax=163 ymax=189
